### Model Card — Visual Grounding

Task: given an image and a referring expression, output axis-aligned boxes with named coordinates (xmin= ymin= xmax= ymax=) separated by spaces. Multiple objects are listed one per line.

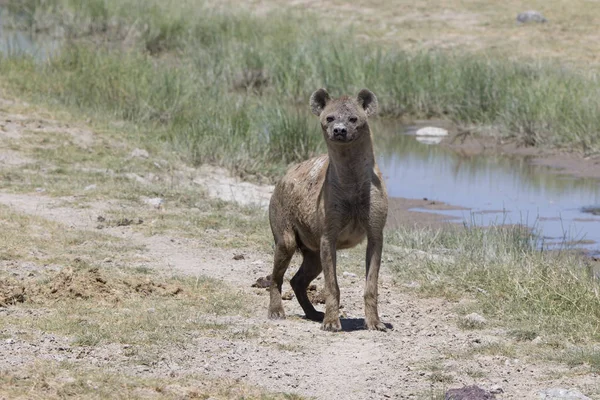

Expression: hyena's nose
xmin=333 ymin=125 xmax=347 ymax=139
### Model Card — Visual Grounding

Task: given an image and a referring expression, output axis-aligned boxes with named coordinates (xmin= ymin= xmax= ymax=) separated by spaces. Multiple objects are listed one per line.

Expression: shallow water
xmin=0 ymin=8 xmax=61 ymax=61
xmin=375 ymin=120 xmax=600 ymax=255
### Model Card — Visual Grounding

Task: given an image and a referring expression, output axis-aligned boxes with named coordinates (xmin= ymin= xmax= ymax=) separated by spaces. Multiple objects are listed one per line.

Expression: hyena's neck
xmin=326 ymin=132 xmax=375 ymax=188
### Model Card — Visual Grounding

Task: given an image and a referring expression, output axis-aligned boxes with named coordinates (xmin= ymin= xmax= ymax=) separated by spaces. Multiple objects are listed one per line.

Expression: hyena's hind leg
xmin=268 ymin=230 xmax=296 ymax=319
xmin=290 ymin=248 xmax=324 ymax=322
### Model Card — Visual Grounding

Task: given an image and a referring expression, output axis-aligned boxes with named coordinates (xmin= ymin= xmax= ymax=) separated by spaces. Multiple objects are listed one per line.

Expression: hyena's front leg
xmin=364 ymin=231 xmax=386 ymax=331
xmin=320 ymin=234 xmax=341 ymax=331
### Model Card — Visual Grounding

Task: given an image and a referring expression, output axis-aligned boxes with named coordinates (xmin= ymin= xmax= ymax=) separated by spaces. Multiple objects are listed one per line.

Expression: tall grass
xmin=387 ymin=225 xmax=600 ymax=343
xmin=2 ymin=0 xmax=600 ymax=179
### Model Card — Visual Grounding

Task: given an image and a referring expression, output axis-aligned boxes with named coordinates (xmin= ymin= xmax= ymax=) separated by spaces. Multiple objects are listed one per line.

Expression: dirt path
xmin=0 ymin=186 xmax=597 ymax=399
xmin=1 ymin=103 xmax=598 ymax=399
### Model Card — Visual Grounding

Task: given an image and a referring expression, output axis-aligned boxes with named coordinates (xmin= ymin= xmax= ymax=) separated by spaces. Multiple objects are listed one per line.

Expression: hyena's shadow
xmin=300 ymin=316 xmax=394 ymax=332
xmin=339 ymin=318 xmax=394 ymax=332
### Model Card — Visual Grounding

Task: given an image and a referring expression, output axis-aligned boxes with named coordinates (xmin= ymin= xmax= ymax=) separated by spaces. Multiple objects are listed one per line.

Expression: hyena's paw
xmin=365 ymin=318 xmax=387 ymax=331
xmin=321 ymin=317 xmax=342 ymax=332
xmin=268 ymin=306 xmax=286 ymax=320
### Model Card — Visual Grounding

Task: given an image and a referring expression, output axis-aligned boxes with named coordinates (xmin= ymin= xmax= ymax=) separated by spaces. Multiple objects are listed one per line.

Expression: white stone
xmin=144 ymin=197 xmax=164 ymax=209
xmin=415 ymin=127 xmax=448 ymax=137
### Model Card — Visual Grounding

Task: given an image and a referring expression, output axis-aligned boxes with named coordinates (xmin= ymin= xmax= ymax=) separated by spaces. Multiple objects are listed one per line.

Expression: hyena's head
xmin=309 ymin=88 xmax=378 ymax=144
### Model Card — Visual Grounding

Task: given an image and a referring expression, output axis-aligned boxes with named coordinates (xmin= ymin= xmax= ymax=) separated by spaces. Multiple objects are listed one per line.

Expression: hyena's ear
xmin=310 ymin=88 xmax=330 ymax=116
xmin=357 ymin=89 xmax=378 ymax=117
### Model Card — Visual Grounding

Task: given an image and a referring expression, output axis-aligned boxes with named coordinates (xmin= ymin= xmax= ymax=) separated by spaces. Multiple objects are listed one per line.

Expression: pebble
xmin=144 ymin=197 xmax=163 ymax=209
xmin=84 ymin=184 xmax=97 ymax=191
xmin=517 ymin=10 xmax=547 ymax=24
xmin=489 ymin=385 xmax=503 ymax=394
xmin=343 ymin=271 xmax=358 ymax=278
xmin=282 ymin=291 xmax=294 ymax=300
xmin=463 ymin=312 xmax=487 ymax=328
xmin=130 ymin=148 xmax=149 ymax=158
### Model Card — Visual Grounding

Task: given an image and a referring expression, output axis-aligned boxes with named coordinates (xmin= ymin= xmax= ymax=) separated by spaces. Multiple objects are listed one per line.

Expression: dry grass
xmin=236 ymin=0 xmax=600 ymax=66
xmin=3 ymin=263 xmax=253 ymax=347
xmin=0 ymin=204 xmax=141 ymax=267
xmin=0 ymin=360 xmax=303 ymax=400
xmin=103 ymin=202 xmax=271 ymax=249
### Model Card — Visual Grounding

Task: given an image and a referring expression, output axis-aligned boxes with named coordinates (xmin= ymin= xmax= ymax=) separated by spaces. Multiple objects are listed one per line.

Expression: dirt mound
xmin=10 ymin=265 xmax=183 ymax=304
xmin=0 ymin=279 xmax=26 ymax=307
xmin=41 ymin=266 xmax=114 ymax=301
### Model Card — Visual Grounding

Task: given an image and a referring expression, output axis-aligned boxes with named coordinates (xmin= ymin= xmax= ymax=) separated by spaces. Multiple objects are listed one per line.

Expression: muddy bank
xmin=386 ymin=197 xmax=463 ymax=230
xmin=444 ymin=133 xmax=600 ymax=181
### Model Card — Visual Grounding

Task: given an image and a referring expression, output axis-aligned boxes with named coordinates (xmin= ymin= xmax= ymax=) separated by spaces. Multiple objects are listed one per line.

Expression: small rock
xmin=538 ymin=388 xmax=591 ymax=400
xmin=233 ymin=254 xmax=245 ymax=261
xmin=489 ymin=385 xmax=503 ymax=395
xmin=517 ymin=10 xmax=547 ymax=24
xmin=462 ymin=313 xmax=487 ymax=329
xmin=116 ymin=217 xmax=143 ymax=227
xmin=251 ymin=275 xmax=272 ymax=288
xmin=308 ymin=289 xmax=326 ymax=304
xmin=35 ymin=187 xmax=45 ymax=193
xmin=5 ymin=338 xmax=15 ymax=345
xmin=84 ymin=184 xmax=97 ymax=191
xmin=124 ymin=173 xmax=149 ymax=184
xmin=143 ymin=197 xmax=163 ymax=209
xmin=343 ymin=271 xmax=358 ymax=278
xmin=282 ymin=291 xmax=294 ymax=301
xmin=130 ymin=148 xmax=149 ymax=158
xmin=531 ymin=336 xmax=543 ymax=345
xmin=446 ymin=385 xmax=496 ymax=400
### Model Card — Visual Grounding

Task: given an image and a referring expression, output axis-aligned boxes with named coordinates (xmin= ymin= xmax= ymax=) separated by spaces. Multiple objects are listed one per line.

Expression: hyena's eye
xmin=326 ymin=115 xmax=335 ymax=123
xmin=349 ymin=117 xmax=358 ymax=123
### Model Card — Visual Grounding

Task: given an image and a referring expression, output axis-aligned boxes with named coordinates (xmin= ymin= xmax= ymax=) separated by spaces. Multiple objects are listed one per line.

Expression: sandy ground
xmin=1 ymin=102 xmax=599 ymax=399
xmin=1 ymin=191 xmax=599 ymax=399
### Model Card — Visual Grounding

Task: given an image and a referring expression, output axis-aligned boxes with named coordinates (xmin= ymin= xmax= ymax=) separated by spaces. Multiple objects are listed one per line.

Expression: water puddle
xmin=375 ymin=120 xmax=600 ymax=255
xmin=0 ymin=8 xmax=61 ymax=61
